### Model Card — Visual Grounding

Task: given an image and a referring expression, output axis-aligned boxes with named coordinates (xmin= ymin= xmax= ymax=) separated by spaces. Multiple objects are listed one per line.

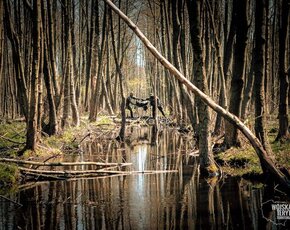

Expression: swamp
xmin=0 ymin=0 xmax=289 ymax=229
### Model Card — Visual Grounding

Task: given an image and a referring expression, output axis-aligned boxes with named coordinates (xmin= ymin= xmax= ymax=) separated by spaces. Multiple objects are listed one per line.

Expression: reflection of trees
xmin=4 ymin=127 xmax=288 ymax=229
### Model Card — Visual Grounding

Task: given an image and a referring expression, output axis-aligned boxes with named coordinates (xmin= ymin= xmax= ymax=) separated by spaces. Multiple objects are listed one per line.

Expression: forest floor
xmin=0 ymin=115 xmax=289 ymax=193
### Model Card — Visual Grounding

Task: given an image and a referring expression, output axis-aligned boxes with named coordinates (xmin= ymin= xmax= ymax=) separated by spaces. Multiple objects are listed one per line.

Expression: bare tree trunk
xmin=205 ymin=0 xmax=228 ymax=136
xmin=253 ymin=0 xmax=272 ymax=159
xmin=3 ymin=1 xmax=29 ymax=120
xmin=224 ymin=0 xmax=248 ymax=147
xmin=46 ymin=0 xmax=59 ymax=101
xmin=25 ymin=0 xmax=41 ymax=151
xmin=66 ymin=1 xmax=80 ymax=127
xmin=0 ymin=0 xmax=3 ymax=87
xmin=187 ymin=0 xmax=218 ymax=175
xmin=276 ymin=0 xmax=289 ymax=141
xmin=109 ymin=6 xmax=126 ymax=141
xmin=42 ymin=0 xmax=58 ymax=135
xmin=89 ymin=5 xmax=107 ymax=122
xmin=104 ymin=0 xmax=290 ymax=191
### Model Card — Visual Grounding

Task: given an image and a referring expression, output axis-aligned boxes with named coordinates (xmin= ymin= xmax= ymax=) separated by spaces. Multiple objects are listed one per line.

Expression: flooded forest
xmin=0 ymin=0 xmax=289 ymax=229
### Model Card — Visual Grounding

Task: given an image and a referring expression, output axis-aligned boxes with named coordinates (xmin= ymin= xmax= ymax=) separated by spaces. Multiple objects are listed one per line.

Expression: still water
xmin=0 ymin=127 xmax=289 ymax=229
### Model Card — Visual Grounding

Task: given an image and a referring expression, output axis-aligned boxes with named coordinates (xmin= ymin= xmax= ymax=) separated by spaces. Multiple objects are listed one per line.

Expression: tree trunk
xmin=205 ymin=0 xmax=228 ymax=136
xmin=276 ymin=0 xmax=289 ymax=141
xmin=25 ymin=0 xmax=41 ymax=151
xmin=187 ymin=0 xmax=219 ymax=175
xmin=104 ymin=0 xmax=290 ymax=191
xmin=109 ymin=7 xmax=126 ymax=141
xmin=89 ymin=5 xmax=107 ymax=122
xmin=253 ymin=0 xmax=272 ymax=159
xmin=46 ymin=0 xmax=59 ymax=101
xmin=3 ymin=1 xmax=29 ymax=120
xmin=224 ymin=0 xmax=248 ymax=147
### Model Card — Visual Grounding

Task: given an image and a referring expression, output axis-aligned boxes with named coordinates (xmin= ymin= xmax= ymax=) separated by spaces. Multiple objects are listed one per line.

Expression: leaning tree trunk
xmin=104 ymin=0 xmax=290 ymax=192
xmin=25 ymin=0 xmax=41 ymax=151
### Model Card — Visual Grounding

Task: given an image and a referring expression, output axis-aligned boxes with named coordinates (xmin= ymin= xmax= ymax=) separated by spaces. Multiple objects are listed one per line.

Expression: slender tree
xmin=187 ymin=0 xmax=219 ymax=175
xmin=25 ymin=0 xmax=42 ymax=151
xmin=224 ymin=0 xmax=249 ymax=147
xmin=253 ymin=0 xmax=272 ymax=158
xmin=3 ymin=1 xmax=29 ymax=120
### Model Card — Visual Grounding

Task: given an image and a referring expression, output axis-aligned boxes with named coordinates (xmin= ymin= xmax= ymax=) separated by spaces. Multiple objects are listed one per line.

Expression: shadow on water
xmin=0 ymin=127 xmax=289 ymax=229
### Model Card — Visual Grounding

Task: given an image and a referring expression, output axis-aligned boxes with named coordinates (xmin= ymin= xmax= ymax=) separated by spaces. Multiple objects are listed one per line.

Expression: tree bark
xmin=224 ymin=0 xmax=248 ymax=147
xmin=187 ymin=0 xmax=218 ymax=175
xmin=3 ymin=1 xmax=29 ymax=120
xmin=109 ymin=7 xmax=126 ymax=141
xmin=253 ymin=0 xmax=272 ymax=159
xmin=25 ymin=0 xmax=41 ymax=151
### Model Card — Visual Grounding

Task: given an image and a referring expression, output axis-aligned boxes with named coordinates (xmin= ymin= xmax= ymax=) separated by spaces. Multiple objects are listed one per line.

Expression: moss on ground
xmin=215 ymin=145 xmax=263 ymax=178
xmin=0 ymin=121 xmax=26 ymax=156
xmin=0 ymin=164 xmax=19 ymax=194
xmin=215 ymin=118 xmax=290 ymax=179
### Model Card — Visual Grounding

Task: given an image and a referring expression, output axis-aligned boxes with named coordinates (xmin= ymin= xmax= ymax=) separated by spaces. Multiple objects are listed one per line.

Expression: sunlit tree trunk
xmin=109 ymin=7 xmax=126 ymax=141
xmin=84 ymin=0 xmax=97 ymax=111
xmin=63 ymin=0 xmax=79 ymax=127
xmin=89 ymin=4 xmax=107 ymax=122
xmin=172 ymin=0 xmax=185 ymax=123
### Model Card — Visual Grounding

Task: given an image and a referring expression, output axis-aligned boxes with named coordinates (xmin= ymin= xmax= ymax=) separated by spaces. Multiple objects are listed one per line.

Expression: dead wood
xmin=0 ymin=158 xmax=132 ymax=167
xmin=18 ymin=166 xmax=178 ymax=179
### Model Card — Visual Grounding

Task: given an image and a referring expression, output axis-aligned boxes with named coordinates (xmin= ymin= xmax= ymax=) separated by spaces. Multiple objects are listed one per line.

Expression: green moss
xmin=0 ymin=122 xmax=26 ymax=152
xmin=95 ymin=116 xmax=114 ymax=126
xmin=215 ymin=146 xmax=263 ymax=177
xmin=0 ymin=164 xmax=19 ymax=187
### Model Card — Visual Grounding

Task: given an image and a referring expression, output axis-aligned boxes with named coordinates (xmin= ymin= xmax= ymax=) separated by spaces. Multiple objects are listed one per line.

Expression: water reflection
xmin=0 ymin=127 xmax=289 ymax=229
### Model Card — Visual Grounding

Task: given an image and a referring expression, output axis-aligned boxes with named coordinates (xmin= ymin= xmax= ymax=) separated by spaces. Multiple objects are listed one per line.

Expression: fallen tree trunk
xmin=19 ymin=166 xmax=178 ymax=179
xmin=104 ymin=0 xmax=290 ymax=192
xmin=0 ymin=158 xmax=132 ymax=167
